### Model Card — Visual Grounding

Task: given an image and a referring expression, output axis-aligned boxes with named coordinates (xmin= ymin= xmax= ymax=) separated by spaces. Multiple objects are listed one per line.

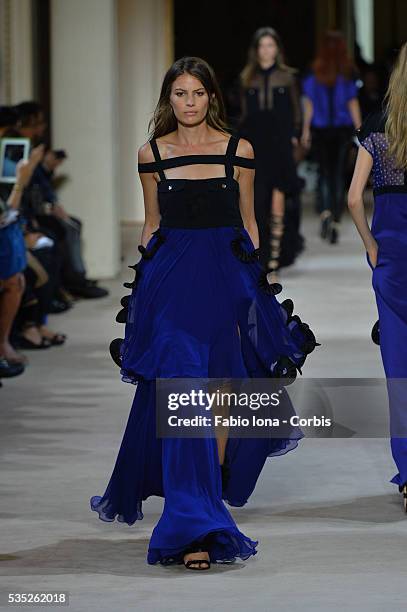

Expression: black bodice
xmin=138 ymin=135 xmax=255 ymax=229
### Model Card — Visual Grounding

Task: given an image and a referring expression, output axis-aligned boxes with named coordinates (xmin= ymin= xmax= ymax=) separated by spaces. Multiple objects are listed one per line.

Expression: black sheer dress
xmin=237 ymin=65 xmax=304 ymax=272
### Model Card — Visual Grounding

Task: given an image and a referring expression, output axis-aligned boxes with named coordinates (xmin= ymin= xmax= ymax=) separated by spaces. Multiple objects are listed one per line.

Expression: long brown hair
xmin=384 ymin=41 xmax=407 ymax=171
xmin=240 ymin=27 xmax=295 ymax=88
xmin=148 ymin=56 xmax=229 ymax=139
xmin=312 ymin=30 xmax=356 ymax=86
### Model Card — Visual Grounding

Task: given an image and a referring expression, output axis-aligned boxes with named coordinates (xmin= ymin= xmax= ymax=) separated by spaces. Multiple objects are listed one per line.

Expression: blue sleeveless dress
xmin=357 ymin=112 xmax=407 ymax=490
xmin=90 ymin=135 xmax=319 ymax=565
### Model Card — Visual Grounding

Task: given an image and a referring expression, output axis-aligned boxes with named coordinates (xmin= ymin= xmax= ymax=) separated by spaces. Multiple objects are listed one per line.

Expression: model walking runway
xmin=90 ymin=57 xmax=318 ymax=568
xmin=348 ymin=42 xmax=407 ymax=509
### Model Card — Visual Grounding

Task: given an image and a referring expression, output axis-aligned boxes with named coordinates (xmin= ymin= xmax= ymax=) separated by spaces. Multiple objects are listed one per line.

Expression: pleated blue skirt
xmin=90 ymin=225 xmax=318 ymax=564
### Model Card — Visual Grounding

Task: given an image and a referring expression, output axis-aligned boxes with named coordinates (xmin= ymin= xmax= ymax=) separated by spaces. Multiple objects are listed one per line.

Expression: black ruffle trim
xmin=110 ymin=229 xmax=166 ymax=365
xmin=258 ymin=270 xmax=282 ymax=295
xmin=281 ymin=298 xmax=294 ymax=317
xmin=114 ymin=229 xmax=165 ymax=329
xmin=270 ymin=299 xmax=320 ymax=385
xmin=256 ymin=273 xmax=320 ymax=384
xmin=271 ymin=355 xmax=298 ymax=381
xmin=230 ymin=229 xmax=260 ymax=263
xmin=109 ymin=337 xmax=124 ymax=367
xmin=371 ymin=319 xmax=380 ymax=345
xmin=115 ymin=264 xmax=142 ymax=325
xmin=116 ymin=308 xmax=127 ymax=323
xmin=138 ymin=227 xmax=166 ymax=259
xmin=123 ymin=263 xmax=142 ymax=290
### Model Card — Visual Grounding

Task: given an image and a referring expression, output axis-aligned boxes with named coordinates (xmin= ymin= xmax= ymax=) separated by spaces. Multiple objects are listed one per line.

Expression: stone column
xmin=117 ymin=0 xmax=173 ymax=223
xmin=50 ymin=0 xmax=120 ymax=278
xmin=0 ymin=0 xmax=34 ymax=104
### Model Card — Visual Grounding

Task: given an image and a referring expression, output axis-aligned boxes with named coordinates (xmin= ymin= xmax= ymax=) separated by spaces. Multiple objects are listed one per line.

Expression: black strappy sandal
xmin=42 ymin=333 xmax=67 ymax=346
xmin=183 ymin=536 xmax=212 ymax=571
xmin=16 ymin=335 xmax=51 ymax=350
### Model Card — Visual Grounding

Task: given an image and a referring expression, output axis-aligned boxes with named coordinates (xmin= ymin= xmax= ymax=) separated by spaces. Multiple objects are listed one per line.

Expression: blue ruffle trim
xmin=90 ymin=495 xmax=144 ymax=525
xmin=147 ymin=527 xmax=259 ymax=565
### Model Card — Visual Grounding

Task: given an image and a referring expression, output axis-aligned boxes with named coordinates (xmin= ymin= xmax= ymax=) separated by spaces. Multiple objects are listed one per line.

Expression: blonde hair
xmin=384 ymin=41 xmax=407 ymax=171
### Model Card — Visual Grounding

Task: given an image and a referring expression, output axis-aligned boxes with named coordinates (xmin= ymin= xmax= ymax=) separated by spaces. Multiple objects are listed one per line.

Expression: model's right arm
xmin=347 ymin=146 xmax=377 ymax=266
xmin=138 ymin=142 xmax=162 ymax=248
xmin=288 ymin=74 xmax=302 ymax=141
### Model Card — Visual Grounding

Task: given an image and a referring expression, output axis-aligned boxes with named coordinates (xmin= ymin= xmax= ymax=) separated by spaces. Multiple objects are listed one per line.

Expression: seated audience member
xmin=0 ymin=144 xmax=41 ymax=376
xmin=1 ymin=105 xmax=67 ymax=361
xmin=13 ymin=101 xmax=109 ymax=299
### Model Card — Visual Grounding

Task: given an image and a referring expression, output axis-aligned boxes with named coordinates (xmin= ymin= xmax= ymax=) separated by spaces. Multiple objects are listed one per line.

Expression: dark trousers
xmin=313 ymin=127 xmax=353 ymax=223
xmin=13 ymin=245 xmax=62 ymax=335
xmin=37 ymin=214 xmax=87 ymax=285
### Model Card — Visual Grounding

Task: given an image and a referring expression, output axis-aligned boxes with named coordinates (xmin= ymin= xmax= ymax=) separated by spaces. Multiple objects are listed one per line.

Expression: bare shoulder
xmin=155 ymin=131 xmax=177 ymax=154
xmin=236 ymin=137 xmax=254 ymax=159
xmin=138 ymin=141 xmax=155 ymax=164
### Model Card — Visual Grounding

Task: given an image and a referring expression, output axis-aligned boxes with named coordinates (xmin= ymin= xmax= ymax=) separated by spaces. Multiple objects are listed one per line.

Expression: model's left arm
xmin=348 ymin=98 xmax=362 ymax=129
xmin=236 ymin=138 xmax=259 ymax=250
xmin=288 ymin=73 xmax=302 ymax=142
xmin=346 ymin=79 xmax=362 ymax=129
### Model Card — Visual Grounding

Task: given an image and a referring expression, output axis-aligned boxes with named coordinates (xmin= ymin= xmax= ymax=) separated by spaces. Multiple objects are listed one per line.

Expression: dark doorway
xmin=174 ymin=0 xmax=316 ymax=118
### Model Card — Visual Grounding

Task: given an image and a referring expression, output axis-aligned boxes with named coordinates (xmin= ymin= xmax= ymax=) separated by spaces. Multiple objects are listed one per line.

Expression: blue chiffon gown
xmin=357 ymin=111 xmax=407 ymax=490
xmin=90 ymin=135 xmax=319 ymax=565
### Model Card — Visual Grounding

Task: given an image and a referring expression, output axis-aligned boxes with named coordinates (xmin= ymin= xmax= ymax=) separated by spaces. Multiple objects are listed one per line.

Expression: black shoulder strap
xmin=356 ymin=110 xmax=385 ymax=142
xmin=225 ymin=135 xmax=239 ymax=178
xmin=149 ymin=139 xmax=166 ymax=180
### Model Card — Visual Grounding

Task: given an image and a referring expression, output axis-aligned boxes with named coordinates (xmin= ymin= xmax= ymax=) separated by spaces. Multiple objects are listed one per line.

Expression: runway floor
xmin=1 ymin=203 xmax=406 ymax=612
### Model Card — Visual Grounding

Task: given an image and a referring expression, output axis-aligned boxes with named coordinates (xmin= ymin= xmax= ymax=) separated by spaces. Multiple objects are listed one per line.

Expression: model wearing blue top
xmin=301 ymin=31 xmax=361 ymax=244
xmin=90 ymin=57 xmax=319 ymax=570
xmin=348 ymin=42 xmax=407 ymax=513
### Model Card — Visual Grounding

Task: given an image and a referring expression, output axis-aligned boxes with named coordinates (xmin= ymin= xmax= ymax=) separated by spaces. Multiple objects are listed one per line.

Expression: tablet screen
xmin=0 ymin=138 xmax=30 ymax=183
